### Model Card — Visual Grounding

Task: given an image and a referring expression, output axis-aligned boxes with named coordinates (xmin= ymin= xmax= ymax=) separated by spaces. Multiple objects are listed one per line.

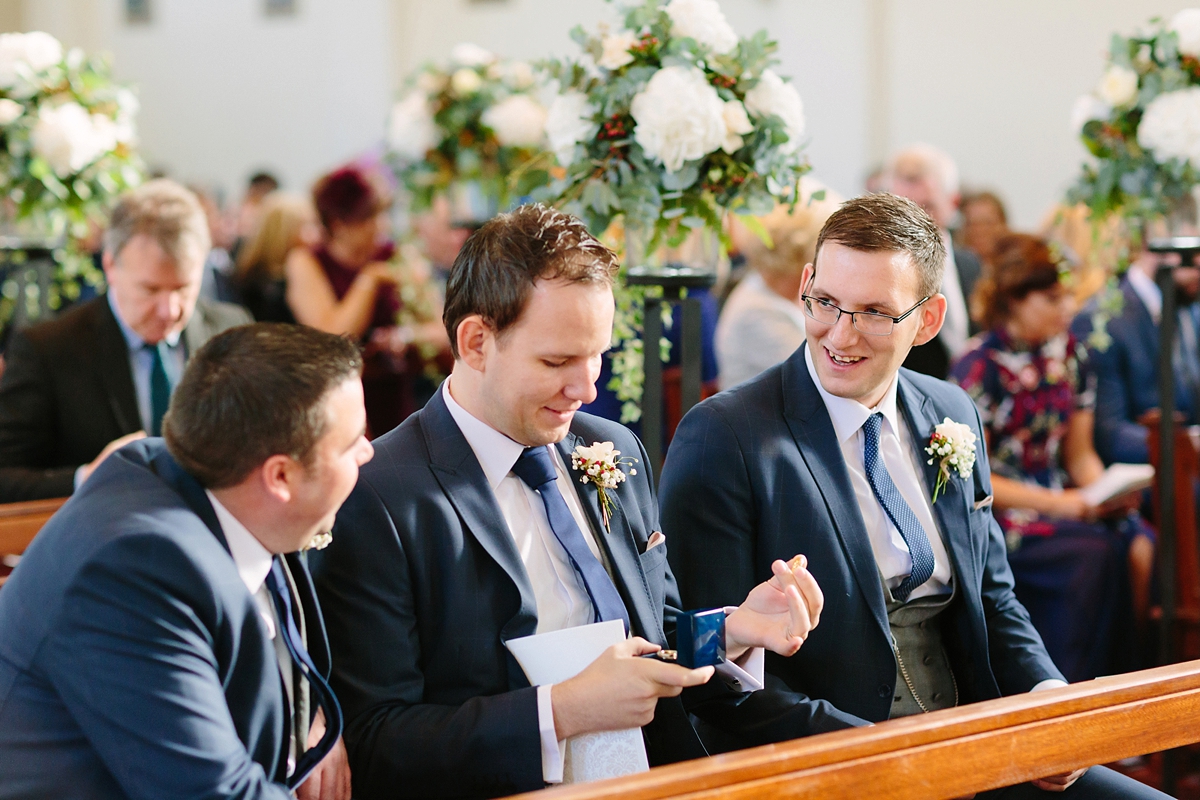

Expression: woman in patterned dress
xmin=949 ymin=233 xmax=1154 ymax=681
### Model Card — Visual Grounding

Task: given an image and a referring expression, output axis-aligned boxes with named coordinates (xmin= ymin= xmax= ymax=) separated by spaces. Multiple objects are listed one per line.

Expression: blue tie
xmin=862 ymin=413 xmax=936 ymax=603
xmin=145 ymin=342 xmax=170 ymax=436
xmin=264 ymin=558 xmax=343 ymax=789
xmin=511 ymin=446 xmax=631 ymax=633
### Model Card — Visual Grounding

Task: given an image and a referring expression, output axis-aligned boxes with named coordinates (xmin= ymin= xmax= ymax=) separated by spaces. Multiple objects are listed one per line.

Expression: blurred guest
xmin=287 ymin=166 xmax=447 ymax=436
xmin=887 ymin=144 xmax=982 ymax=377
xmin=959 ymin=191 xmax=1010 ymax=266
xmin=951 ymin=234 xmax=1154 ymax=680
xmin=0 ymin=180 xmax=251 ymax=502
xmin=411 ymin=195 xmax=471 ymax=284
xmin=1041 ymin=204 xmax=1124 ymax=303
xmin=231 ymin=170 xmax=282 ymax=261
xmin=235 ymin=192 xmax=320 ymax=323
xmin=189 ymin=184 xmax=239 ymax=304
xmin=717 ymin=195 xmax=837 ymax=389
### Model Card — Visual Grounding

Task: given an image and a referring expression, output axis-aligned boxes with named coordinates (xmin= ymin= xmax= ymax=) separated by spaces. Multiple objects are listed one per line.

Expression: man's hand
xmin=78 ymin=431 xmax=147 ymax=486
xmin=1031 ymin=768 xmax=1088 ymax=793
xmin=725 ymin=555 xmax=824 ymax=660
xmin=551 ymin=637 xmax=715 ymax=740
xmin=295 ymin=708 xmax=352 ymax=800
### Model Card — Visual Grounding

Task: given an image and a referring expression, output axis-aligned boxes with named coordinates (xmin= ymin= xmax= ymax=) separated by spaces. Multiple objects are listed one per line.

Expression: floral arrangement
xmin=0 ymin=31 xmax=141 ymax=329
xmin=1068 ymin=8 xmax=1200 ymax=230
xmin=925 ymin=418 xmax=977 ymax=504
xmin=571 ymin=440 xmax=638 ymax=531
xmin=539 ymin=0 xmax=812 ymax=422
xmin=387 ymin=43 xmax=552 ymax=218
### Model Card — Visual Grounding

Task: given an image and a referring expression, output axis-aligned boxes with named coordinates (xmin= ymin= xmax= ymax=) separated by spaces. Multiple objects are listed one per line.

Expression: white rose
xmin=31 ymin=102 xmax=112 ymax=177
xmin=20 ymin=31 xmax=63 ymax=72
xmin=1097 ymin=64 xmax=1139 ymax=108
xmin=631 ymin=65 xmax=727 ymax=173
xmin=1138 ymin=86 xmax=1200 ymax=169
xmin=450 ymin=43 xmax=494 ymax=67
xmin=482 ymin=94 xmax=547 ymax=147
xmin=0 ymin=98 xmax=22 ymax=125
xmin=1171 ymin=8 xmax=1200 ymax=58
xmin=0 ymin=31 xmax=62 ymax=90
xmin=744 ymin=69 xmax=805 ymax=153
xmin=721 ymin=99 xmax=752 ymax=153
xmin=451 ymin=67 xmax=483 ymax=96
xmin=504 ymin=60 xmax=536 ymax=90
xmin=598 ymin=32 xmax=639 ymax=70
xmin=545 ymin=90 xmax=597 ymax=164
xmin=1070 ymin=93 xmax=1111 ymax=134
xmin=663 ymin=0 xmax=738 ymax=56
xmin=387 ymin=90 xmax=438 ymax=160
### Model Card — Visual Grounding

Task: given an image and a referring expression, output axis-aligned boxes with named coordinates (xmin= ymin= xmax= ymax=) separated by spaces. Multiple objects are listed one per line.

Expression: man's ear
xmin=455 ymin=314 xmax=492 ymax=372
xmin=101 ymin=249 xmax=115 ymax=282
xmin=258 ymin=454 xmax=295 ymax=504
xmin=911 ymin=294 xmax=948 ymax=347
xmin=799 ymin=263 xmax=814 ymax=294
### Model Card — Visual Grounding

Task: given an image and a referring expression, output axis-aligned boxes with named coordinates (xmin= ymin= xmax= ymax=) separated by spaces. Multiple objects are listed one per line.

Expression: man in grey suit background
xmin=661 ymin=193 xmax=1165 ymax=798
xmin=0 ymin=178 xmax=251 ymax=502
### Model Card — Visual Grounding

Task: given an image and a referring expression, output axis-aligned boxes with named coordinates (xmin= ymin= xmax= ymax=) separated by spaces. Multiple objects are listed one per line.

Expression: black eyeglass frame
xmin=799 ymin=285 xmax=932 ymax=337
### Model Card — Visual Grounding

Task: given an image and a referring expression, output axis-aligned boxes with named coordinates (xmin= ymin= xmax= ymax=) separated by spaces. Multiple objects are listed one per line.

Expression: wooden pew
xmin=513 ymin=661 xmax=1200 ymax=800
xmin=0 ymin=496 xmax=66 ymax=558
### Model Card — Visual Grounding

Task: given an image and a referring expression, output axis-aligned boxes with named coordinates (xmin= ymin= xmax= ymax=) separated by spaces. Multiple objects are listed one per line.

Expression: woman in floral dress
xmin=950 ymin=233 xmax=1154 ymax=681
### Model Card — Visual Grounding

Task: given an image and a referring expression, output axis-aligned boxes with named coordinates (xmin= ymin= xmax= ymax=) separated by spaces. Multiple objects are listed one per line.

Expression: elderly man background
xmin=0 ymin=179 xmax=251 ymax=502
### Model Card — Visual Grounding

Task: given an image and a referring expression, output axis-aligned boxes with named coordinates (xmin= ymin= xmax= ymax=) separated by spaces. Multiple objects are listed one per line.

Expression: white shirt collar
xmin=206 ymin=489 xmax=274 ymax=596
xmin=442 ymin=379 xmax=528 ymax=491
xmin=804 ymin=343 xmax=902 ymax=444
xmin=1127 ymin=266 xmax=1162 ymax=324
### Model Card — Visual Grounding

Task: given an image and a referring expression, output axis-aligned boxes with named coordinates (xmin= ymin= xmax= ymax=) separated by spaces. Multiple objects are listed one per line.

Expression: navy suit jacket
xmin=0 ymin=439 xmax=325 ymax=800
xmin=1073 ymin=279 xmax=1200 ymax=465
xmin=659 ymin=345 xmax=1062 ymax=748
xmin=312 ymin=388 xmax=757 ymax=799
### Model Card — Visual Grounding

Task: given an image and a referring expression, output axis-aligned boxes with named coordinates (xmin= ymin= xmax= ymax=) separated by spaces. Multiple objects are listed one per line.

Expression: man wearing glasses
xmin=659 ymin=193 xmax=1164 ymax=798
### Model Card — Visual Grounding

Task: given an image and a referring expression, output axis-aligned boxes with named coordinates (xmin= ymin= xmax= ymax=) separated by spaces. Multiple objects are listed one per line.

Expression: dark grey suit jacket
xmin=0 ymin=294 xmax=250 ymax=501
xmin=659 ymin=344 xmax=1062 ymax=751
xmin=312 ymin=389 xmax=756 ymax=799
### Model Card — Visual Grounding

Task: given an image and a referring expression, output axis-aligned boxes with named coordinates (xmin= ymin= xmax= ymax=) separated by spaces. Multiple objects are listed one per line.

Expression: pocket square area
xmin=645 ymin=531 xmax=666 ymax=552
xmin=974 ymin=495 xmax=994 ymax=511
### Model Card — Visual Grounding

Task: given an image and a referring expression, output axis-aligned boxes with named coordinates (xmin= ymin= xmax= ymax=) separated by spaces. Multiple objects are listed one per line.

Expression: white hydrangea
xmin=663 ymin=0 xmax=739 ymax=55
xmin=1171 ymin=8 xmax=1200 ymax=58
xmin=114 ymin=87 xmax=138 ymax=144
xmin=482 ymin=94 xmax=547 ymax=147
xmin=450 ymin=68 xmax=483 ymax=96
xmin=0 ymin=98 xmax=22 ymax=126
xmin=1070 ymin=93 xmax=1111 ymax=133
xmin=631 ymin=65 xmax=726 ymax=173
xmin=31 ymin=101 xmax=116 ymax=177
xmin=387 ymin=90 xmax=438 ymax=160
xmin=598 ymin=32 xmax=639 ymax=70
xmin=721 ymin=99 xmax=752 ymax=153
xmin=1138 ymin=86 xmax=1200 ymax=169
xmin=744 ymin=69 xmax=805 ymax=153
xmin=0 ymin=31 xmax=63 ymax=89
xmin=545 ymin=90 xmax=597 ymax=164
xmin=1097 ymin=64 xmax=1139 ymax=107
xmin=450 ymin=43 xmax=495 ymax=67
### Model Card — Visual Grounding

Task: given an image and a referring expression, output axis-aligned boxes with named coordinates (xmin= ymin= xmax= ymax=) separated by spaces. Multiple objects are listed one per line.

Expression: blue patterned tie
xmin=862 ymin=413 xmax=936 ymax=602
xmin=264 ymin=558 xmax=343 ymax=789
xmin=511 ymin=446 xmax=630 ymax=633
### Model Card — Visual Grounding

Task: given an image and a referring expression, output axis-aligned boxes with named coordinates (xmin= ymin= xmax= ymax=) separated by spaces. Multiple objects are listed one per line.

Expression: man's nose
xmin=826 ymin=311 xmax=860 ymax=348
xmin=564 ymin=362 xmax=600 ymax=405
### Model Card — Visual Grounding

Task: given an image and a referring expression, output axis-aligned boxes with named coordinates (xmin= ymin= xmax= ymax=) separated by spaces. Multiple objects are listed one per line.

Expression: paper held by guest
xmin=505 ymin=620 xmax=650 ymax=784
xmin=1079 ymin=463 xmax=1155 ymax=507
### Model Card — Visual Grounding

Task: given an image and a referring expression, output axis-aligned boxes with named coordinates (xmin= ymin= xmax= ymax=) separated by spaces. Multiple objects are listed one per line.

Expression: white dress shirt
xmin=804 ymin=346 xmax=953 ymax=599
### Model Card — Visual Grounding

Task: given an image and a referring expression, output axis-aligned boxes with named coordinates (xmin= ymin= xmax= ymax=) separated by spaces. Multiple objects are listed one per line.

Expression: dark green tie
xmin=147 ymin=342 xmax=170 ymax=436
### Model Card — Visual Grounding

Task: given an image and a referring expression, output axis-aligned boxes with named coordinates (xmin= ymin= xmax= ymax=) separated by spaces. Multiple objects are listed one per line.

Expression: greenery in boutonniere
xmin=537 ymin=0 xmax=813 ymax=422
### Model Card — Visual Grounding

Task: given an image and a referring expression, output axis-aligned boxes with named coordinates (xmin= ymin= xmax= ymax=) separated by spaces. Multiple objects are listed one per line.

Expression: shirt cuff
xmin=717 ymin=606 xmax=764 ymax=692
xmin=537 ymin=684 xmax=565 ymax=784
xmin=73 ymin=464 xmax=87 ymax=490
xmin=1030 ymin=679 xmax=1068 ymax=692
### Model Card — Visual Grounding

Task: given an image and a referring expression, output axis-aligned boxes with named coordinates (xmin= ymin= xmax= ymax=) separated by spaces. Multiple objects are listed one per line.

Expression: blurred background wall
xmin=0 ymin=0 xmax=1193 ymax=226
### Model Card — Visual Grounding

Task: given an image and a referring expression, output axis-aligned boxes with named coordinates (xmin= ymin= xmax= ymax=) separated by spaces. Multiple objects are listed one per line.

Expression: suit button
xmin=878 ymin=684 xmax=890 ymax=698
xmin=923 ymin=655 xmax=933 ymax=665
xmin=932 ymin=692 xmax=943 ymax=702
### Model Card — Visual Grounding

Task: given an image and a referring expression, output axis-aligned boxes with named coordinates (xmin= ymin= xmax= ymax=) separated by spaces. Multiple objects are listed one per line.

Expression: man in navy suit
xmin=0 ymin=324 xmax=372 ymax=800
xmin=313 ymin=204 xmax=824 ymax=799
xmin=1073 ymin=250 xmax=1200 ymax=465
xmin=661 ymin=193 xmax=1165 ymax=798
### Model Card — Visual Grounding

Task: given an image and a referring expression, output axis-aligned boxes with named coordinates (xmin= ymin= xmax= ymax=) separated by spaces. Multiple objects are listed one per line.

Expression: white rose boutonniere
xmin=304 ymin=531 xmax=333 ymax=551
xmin=570 ymin=441 xmax=639 ymax=531
xmin=925 ymin=418 xmax=977 ymax=504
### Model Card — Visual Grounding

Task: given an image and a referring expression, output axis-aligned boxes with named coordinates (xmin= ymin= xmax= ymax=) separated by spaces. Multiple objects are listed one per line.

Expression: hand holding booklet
xmin=1078 ymin=463 xmax=1155 ymax=507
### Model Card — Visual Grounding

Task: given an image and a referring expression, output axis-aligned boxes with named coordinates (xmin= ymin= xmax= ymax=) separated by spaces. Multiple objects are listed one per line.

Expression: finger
xmin=620 ymin=636 xmax=661 ymax=657
xmin=791 ymin=567 xmax=824 ymax=628
xmin=645 ymin=662 xmax=715 ymax=688
xmin=785 ymin=584 xmax=812 ymax=646
xmin=1030 ymin=780 xmax=1068 ymax=793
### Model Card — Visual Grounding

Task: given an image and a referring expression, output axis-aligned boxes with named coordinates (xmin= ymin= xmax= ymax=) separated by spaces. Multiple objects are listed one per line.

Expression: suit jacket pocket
xmin=639 ymin=542 xmax=669 ymax=605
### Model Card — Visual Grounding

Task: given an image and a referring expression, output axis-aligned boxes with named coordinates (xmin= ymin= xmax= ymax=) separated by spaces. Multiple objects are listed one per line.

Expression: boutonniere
xmin=925 ymin=418 xmax=977 ymax=503
xmin=570 ymin=441 xmax=638 ymax=531
xmin=304 ymin=532 xmax=333 ymax=551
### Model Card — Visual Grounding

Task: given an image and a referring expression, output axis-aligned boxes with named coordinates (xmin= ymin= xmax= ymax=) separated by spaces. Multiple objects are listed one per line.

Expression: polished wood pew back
xmin=515 ymin=661 xmax=1200 ymax=800
xmin=0 ymin=497 xmax=67 ymax=557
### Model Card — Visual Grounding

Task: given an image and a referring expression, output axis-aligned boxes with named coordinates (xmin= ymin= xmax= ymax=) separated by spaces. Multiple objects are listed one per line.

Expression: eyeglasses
xmin=800 ymin=291 xmax=931 ymax=337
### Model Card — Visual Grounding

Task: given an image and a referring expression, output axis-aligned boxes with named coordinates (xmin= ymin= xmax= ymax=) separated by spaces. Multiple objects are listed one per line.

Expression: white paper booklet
xmin=1079 ymin=463 xmax=1155 ymax=507
xmin=505 ymin=620 xmax=650 ymax=784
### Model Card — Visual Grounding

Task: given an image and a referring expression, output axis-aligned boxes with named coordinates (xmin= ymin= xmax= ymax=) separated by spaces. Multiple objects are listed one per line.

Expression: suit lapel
xmin=896 ymin=374 xmax=976 ymax=588
xmin=422 ymin=390 xmax=539 ymax=644
xmin=782 ymin=346 xmax=889 ymax=639
xmin=94 ymin=296 xmax=142 ymax=433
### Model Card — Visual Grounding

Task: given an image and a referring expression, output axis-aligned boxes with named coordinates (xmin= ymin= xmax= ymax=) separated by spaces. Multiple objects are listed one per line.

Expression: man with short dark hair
xmin=0 ymin=179 xmax=251 ymax=502
xmin=314 ymin=204 xmax=824 ymax=798
xmin=0 ymin=323 xmax=370 ymax=800
xmin=661 ymin=193 xmax=1166 ymax=798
